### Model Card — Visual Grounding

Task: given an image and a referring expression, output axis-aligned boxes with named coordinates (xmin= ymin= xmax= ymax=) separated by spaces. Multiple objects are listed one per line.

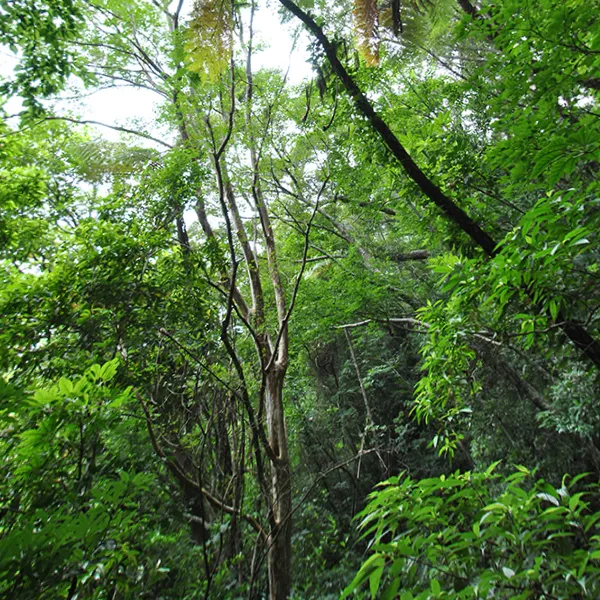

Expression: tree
xmin=2 ymin=0 xmax=600 ymax=598
xmin=278 ymin=0 xmax=600 ymax=369
xmin=4 ymin=1 xmax=328 ymax=596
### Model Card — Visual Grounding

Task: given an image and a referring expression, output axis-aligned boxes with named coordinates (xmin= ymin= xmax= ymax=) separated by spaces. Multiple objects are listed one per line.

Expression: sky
xmin=81 ymin=2 xmax=311 ymax=143
xmin=1 ymin=1 xmax=313 ymax=145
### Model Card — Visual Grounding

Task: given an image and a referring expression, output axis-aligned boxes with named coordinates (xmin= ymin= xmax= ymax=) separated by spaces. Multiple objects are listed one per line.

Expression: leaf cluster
xmin=345 ymin=464 xmax=600 ymax=599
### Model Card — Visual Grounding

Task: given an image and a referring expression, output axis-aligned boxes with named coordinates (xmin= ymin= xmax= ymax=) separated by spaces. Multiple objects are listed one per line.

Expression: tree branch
xmin=137 ymin=392 xmax=267 ymax=542
xmin=278 ymin=0 xmax=600 ymax=370
xmin=35 ymin=116 xmax=173 ymax=148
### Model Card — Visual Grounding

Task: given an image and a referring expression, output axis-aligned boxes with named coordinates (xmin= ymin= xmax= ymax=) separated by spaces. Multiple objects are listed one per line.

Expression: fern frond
xmin=66 ymin=140 xmax=158 ymax=182
xmin=186 ymin=0 xmax=233 ymax=83
xmin=380 ymin=0 xmax=458 ymax=51
xmin=353 ymin=0 xmax=380 ymax=66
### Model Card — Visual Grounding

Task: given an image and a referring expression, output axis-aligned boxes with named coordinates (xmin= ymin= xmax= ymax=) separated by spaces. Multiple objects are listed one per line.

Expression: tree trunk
xmin=265 ymin=368 xmax=292 ymax=600
xmin=456 ymin=0 xmax=480 ymax=18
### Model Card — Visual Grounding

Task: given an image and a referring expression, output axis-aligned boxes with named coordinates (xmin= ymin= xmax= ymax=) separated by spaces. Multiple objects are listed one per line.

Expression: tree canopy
xmin=1 ymin=0 xmax=600 ymax=598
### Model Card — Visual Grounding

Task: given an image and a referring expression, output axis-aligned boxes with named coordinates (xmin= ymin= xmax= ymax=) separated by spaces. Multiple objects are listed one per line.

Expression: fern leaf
xmin=353 ymin=0 xmax=380 ymax=66
xmin=186 ymin=0 xmax=233 ymax=82
xmin=380 ymin=0 xmax=457 ymax=52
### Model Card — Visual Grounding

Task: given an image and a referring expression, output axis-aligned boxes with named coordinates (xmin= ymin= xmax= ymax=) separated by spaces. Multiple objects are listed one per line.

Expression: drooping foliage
xmin=353 ymin=0 xmax=379 ymax=66
xmin=186 ymin=0 xmax=234 ymax=82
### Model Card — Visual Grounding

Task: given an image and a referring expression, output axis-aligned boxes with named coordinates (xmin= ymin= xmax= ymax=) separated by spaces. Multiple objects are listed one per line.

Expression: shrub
xmin=343 ymin=464 xmax=600 ymax=599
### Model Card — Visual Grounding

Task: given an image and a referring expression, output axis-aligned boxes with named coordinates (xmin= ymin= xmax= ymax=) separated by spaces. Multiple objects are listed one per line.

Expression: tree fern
xmin=186 ymin=0 xmax=233 ymax=83
xmin=354 ymin=0 xmax=380 ymax=66
xmin=66 ymin=139 xmax=158 ymax=183
xmin=378 ymin=0 xmax=458 ymax=53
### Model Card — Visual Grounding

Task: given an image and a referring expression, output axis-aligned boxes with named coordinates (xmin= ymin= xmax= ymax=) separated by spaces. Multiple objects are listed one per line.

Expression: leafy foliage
xmin=0 ymin=361 xmax=171 ymax=599
xmin=0 ymin=0 xmax=84 ymax=111
xmin=2 ymin=0 xmax=600 ymax=597
xmin=186 ymin=0 xmax=233 ymax=82
xmin=345 ymin=465 xmax=600 ymax=599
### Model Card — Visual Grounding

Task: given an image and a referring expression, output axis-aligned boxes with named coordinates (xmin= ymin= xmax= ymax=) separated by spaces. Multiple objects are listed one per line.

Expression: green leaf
xmin=98 ymin=358 xmax=119 ymax=382
xmin=569 ymin=493 xmax=585 ymax=512
xmin=549 ymin=299 xmax=559 ymax=321
xmin=485 ymin=460 xmax=502 ymax=476
xmin=483 ymin=502 xmax=509 ymax=512
xmin=381 ymin=578 xmax=400 ymax=600
xmin=370 ymin=565 xmax=384 ymax=598
xmin=58 ymin=377 xmax=74 ymax=395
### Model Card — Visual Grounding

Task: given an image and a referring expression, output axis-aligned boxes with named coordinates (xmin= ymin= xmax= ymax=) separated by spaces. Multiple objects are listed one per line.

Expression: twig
xmin=2 ymin=116 xmax=173 ymax=148
xmin=136 ymin=391 xmax=268 ymax=541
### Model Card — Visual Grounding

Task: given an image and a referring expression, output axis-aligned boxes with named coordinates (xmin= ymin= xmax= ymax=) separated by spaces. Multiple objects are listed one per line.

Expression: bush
xmin=343 ymin=464 xmax=600 ymax=599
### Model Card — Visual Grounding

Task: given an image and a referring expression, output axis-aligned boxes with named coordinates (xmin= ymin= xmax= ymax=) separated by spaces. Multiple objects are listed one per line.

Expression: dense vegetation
xmin=1 ymin=0 xmax=599 ymax=598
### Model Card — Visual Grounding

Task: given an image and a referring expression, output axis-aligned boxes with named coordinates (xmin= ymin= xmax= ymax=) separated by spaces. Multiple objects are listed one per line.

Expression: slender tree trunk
xmin=176 ymin=215 xmax=190 ymax=254
xmin=456 ymin=0 xmax=480 ymax=17
xmin=264 ymin=368 xmax=292 ymax=600
xmin=243 ymin=7 xmax=293 ymax=593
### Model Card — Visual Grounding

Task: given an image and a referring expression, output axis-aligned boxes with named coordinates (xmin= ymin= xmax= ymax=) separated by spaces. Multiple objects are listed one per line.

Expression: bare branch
xmin=335 ymin=317 xmax=430 ymax=330
xmin=22 ymin=116 xmax=173 ymax=148
xmin=158 ymin=328 xmax=241 ymax=397
xmin=137 ymin=391 xmax=267 ymax=542
xmin=264 ymin=179 xmax=326 ymax=373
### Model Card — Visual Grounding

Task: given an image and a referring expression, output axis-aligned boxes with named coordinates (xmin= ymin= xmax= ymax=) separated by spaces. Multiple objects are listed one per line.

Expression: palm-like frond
xmin=379 ymin=0 xmax=458 ymax=50
xmin=186 ymin=0 xmax=233 ymax=82
xmin=354 ymin=0 xmax=380 ymax=65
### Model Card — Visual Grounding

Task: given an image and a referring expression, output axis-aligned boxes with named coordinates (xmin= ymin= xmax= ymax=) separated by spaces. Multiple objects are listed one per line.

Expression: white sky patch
xmin=0 ymin=49 xmax=22 ymax=116
xmin=72 ymin=3 xmax=313 ymax=145
xmin=65 ymin=84 xmax=166 ymax=145
xmin=252 ymin=2 xmax=312 ymax=84
xmin=1 ymin=1 xmax=314 ymax=146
